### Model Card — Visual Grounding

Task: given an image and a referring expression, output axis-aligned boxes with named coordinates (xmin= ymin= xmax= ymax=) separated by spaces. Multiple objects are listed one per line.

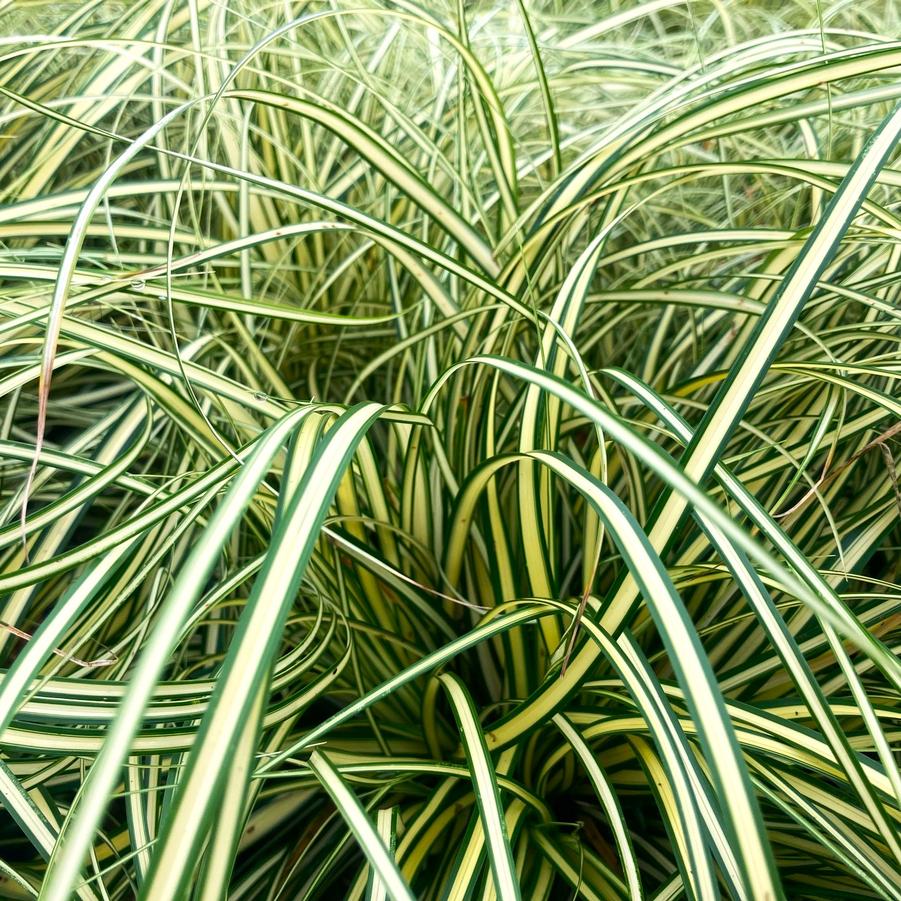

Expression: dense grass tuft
xmin=0 ymin=2 xmax=900 ymax=898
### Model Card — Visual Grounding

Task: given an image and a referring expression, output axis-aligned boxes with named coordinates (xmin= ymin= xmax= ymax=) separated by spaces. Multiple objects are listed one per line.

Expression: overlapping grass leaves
xmin=0 ymin=1 xmax=899 ymax=899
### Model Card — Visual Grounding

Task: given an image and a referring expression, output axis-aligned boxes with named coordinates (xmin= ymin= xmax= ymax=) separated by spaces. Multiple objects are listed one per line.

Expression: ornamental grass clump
xmin=0 ymin=1 xmax=900 ymax=898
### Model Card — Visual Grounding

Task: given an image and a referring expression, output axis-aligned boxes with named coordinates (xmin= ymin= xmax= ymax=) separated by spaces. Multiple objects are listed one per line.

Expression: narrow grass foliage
xmin=0 ymin=1 xmax=900 ymax=899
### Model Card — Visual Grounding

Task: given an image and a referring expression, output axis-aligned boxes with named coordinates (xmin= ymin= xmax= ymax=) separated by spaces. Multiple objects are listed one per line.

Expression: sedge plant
xmin=0 ymin=1 xmax=900 ymax=898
